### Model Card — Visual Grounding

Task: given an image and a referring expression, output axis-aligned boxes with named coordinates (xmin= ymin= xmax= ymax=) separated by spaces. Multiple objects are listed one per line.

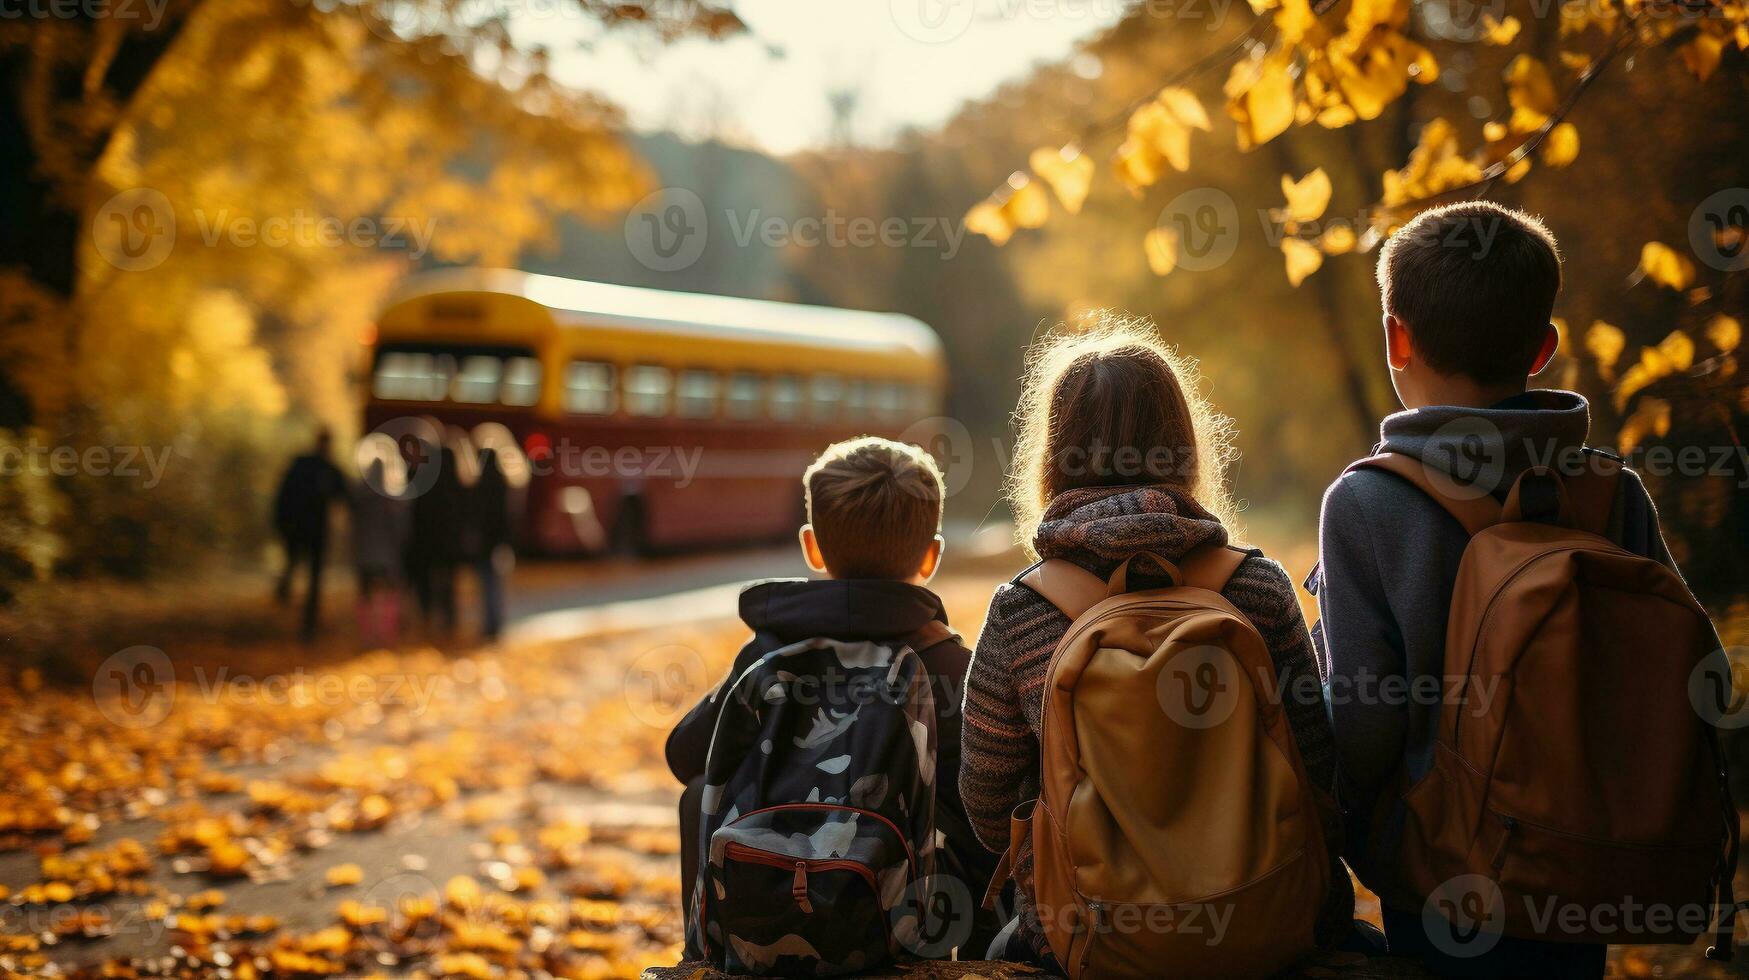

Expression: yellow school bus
xmin=363 ymin=268 xmax=948 ymax=555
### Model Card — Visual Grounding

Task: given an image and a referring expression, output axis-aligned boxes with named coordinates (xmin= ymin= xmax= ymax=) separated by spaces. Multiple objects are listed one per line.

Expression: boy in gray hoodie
xmin=1315 ymin=202 xmax=1692 ymax=979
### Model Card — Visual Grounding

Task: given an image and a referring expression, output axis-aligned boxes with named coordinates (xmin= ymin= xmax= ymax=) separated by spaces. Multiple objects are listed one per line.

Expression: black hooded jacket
xmin=666 ymin=577 xmax=997 ymax=892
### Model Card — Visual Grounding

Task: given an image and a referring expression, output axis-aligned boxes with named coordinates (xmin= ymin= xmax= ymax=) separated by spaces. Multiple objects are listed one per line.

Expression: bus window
xmin=565 ymin=361 xmax=616 ymax=415
xmin=502 ymin=356 xmax=542 ymax=407
xmin=725 ymin=371 xmax=763 ymax=420
xmin=844 ymin=379 xmax=870 ymax=420
xmin=374 ymin=351 xmax=450 ymax=402
xmin=624 ymin=365 xmax=673 ymax=418
xmin=873 ymin=382 xmax=904 ymax=421
xmin=769 ymin=374 xmax=803 ymax=421
xmin=451 ymin=356 xmax=502 ymax=404
xmin=809 ymin=374 xmax=842 ymax=422
xmin=908 ymin=384 xmax=935 ymax=419
xmin=677 ymin=369 xmax=720 ymax=419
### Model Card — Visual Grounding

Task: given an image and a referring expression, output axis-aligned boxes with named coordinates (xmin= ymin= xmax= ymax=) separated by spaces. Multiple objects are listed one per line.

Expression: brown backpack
xmin=1351 ymin=453 xmax=1737 ymax=954
xmin=995 ymin=543 xmax=1331 ymax=979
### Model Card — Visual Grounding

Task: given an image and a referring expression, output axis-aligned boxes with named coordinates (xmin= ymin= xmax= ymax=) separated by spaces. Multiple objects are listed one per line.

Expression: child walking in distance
xmin=964 ymin=317 xmax=1356 ymax=978
xmin=1316 ymin=201 xmax=1729 ymax=979
xmin=667 ymin=437 xmax=999 ymax=975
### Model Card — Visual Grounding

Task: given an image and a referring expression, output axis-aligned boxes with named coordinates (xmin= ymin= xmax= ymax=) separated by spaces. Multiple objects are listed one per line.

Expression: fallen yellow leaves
xmin=0 ymin=617 xmax=765 ymax=978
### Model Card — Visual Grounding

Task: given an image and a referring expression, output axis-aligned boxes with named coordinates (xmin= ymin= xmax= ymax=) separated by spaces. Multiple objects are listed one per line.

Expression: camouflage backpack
xmin=685 ymin=625 xmax=949 ymax=976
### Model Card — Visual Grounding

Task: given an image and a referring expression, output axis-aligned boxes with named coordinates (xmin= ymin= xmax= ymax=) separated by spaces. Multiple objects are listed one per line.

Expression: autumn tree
xmin=962 ymin=0 xmax=1747 ymax=610
xmin=0 ymin=0 xmax=740 ymax=587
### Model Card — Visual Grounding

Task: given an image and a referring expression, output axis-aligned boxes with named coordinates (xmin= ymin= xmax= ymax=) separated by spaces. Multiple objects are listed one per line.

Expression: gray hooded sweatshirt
xmin=1313 ymin=388 xmax=1686 ymax=906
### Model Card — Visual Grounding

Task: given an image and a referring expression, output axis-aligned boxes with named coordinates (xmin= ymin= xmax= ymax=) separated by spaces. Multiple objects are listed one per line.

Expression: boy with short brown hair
xmin=668 ymin=436 xmax=998 ymax=961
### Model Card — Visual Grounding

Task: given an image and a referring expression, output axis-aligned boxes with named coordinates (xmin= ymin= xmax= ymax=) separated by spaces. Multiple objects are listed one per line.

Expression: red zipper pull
xmin=793 ymin=862 xmax=812 ymax=913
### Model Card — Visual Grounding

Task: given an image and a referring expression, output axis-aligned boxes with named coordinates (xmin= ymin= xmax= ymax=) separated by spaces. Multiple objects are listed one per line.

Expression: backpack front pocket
xmin=707 ymin=804 xmax=914 ymax=976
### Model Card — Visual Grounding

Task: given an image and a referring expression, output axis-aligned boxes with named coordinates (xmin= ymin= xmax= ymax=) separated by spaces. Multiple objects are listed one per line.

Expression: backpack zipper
xmin=721 ymin=843 xmax=879 ymax=909
xmin=1490 ymin=816 xmax=1518 ymax=872
xmin=730 ymin=802 xmax=918 ymax=880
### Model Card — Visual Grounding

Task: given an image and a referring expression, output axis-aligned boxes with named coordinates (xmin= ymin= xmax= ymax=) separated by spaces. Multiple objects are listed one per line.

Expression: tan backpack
xmin=994 ymin=543 xmax=1331 ymax=979
xmin=1351 ymin=453 xmax=1737 ymax=954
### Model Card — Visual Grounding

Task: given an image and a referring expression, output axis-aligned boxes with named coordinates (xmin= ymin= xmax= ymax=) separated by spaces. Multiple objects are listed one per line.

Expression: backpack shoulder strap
xmin=1346 ymin=452 xmax=1501 ymax=537
xmin=1180 ymin=543 xmax=1251 ymax=594
xmin=1568 ymin=449 xmax=1624 ymax=537
xmin=904 ymin=619 xmax=961 ymax=652
xmin=1017 ymin=559 xmax=1108 ymax=621
xmin=1017 ymin=542 xmax=1253 ymax=619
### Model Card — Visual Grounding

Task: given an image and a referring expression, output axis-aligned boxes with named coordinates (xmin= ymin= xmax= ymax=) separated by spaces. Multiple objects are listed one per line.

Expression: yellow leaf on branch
xmin=1001 ymin=176 xmax=1051 ymax=230
xmin=964 ymin=200 xmax=1013 ymax=246
xmin=1282 ymin=237 xmax=1324 ymax=286
xmin=1320 ymin=223 xmax=1357 ymax=254
xmin=1281 ymin=168 xmax=1333 ymax=223
xmin=1681 ymin=32 xmax=1725 ymax=82
xmin=1505 ymin=55 xmax=1558 ymax=133
xmin=1227 ymin=52 xmax=1297 ymax=151
xmin=1707 ymin=314 xmax=1742 ymax=353
xmin=1635 ymin=242 xmax=1695 ymax=290
xmin=1617 ymin=397 xmax=1671 ymax=452
xmin=1541 ymin=123 xmax=1580 ymax=167
xmin=1585 ymin=320 xmax=1626 ymax=380
xmin=1144 ymin=226 xmax=1179 ymax=276
xmin=1482 ymin=14 xmax=1521 ymax=45
xmin=1156 ymin=87 xmax=1213 ymax=132
xmin=1656 ymin=329 xmax=1696 ymax=371
xmin=1029 ymin=146 xmax=1094 ymax=214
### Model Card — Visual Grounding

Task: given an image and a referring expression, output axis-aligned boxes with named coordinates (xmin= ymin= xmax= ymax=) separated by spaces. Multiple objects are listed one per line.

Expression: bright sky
xmin=526 ymin=0 xmax=1123 ymax=155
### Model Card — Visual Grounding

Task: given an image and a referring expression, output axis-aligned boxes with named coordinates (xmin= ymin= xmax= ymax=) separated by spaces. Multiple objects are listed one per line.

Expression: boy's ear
xmin=1528 ymin=322 xmax=1560 ymax=376
xmin=916 ymin=535 xmax=944 ymax=583
xmin=1384 ymin=313 xmax=1413 ymax=371
xmin=799 ymin=525 xmax=829 ymax=575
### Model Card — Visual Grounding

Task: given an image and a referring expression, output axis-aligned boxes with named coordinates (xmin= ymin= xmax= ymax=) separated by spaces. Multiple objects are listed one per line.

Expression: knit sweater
xmin=960 ymin=484 xmax=1352 ymax=958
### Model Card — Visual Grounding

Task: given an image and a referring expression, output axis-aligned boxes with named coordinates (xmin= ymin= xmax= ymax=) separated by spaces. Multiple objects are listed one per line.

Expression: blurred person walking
xmin=466 ymin=446 xmax=514 ymax=641
xmin=351 ymin=454 xmax=411 ymax=649
xmin=408 ymin=440 xmax=465 ymax=636
xmin=272 ymin=427 xmax=345 ymax=642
